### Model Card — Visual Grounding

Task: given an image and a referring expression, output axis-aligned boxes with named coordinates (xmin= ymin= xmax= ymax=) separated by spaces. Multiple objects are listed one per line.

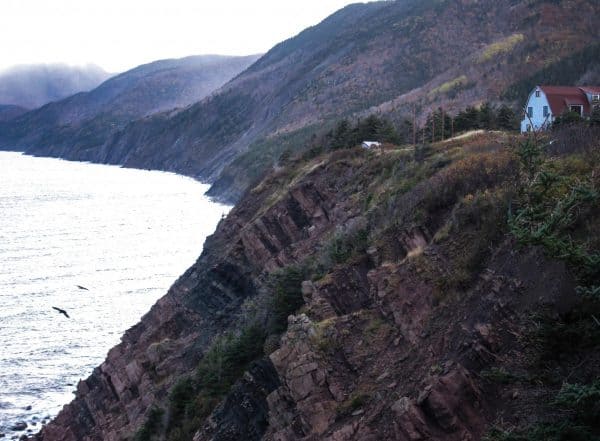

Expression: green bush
xmin=269 ymin=265 xmax=308 ymax=334
xmin=509 ymin=138 xmax=600 ymax=285
xmin=486 ymin=381 xmax=600 ymax=441
xmin=486 ymin=422 xmax=595 ymax=441
xmin=164 ymin=324 xmax=267 ymax=441
xmin=134 ymin=406 xmax=164 ymax=441
xmin=326 ymin=229 xmax=369 ymax=266
xmin=554 ymin=381 xmax=600 ymax=426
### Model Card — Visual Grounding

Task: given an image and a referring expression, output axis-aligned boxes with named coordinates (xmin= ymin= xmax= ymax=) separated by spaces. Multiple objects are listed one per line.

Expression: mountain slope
xmin=0 ymin=64 xmax=111 ymax=109
xmin=0 ymin=55 xmax=261 ymax=156
xmin=1 ymin=0 xmax=599 ymax=203
xmin=0 ymin=104 xmax=28 ymax=122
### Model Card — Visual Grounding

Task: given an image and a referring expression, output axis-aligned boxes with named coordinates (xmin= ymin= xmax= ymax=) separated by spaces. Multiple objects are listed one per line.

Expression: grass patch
xmin=481 ymin=367 xmax=526 ymax=384
xmin=478 ymin=34 xmax=524 ymax=63
xmin=337 ymin=392 xmax=370 ymax=416
xmin=429 ymin=75 xmax=469 ymax=96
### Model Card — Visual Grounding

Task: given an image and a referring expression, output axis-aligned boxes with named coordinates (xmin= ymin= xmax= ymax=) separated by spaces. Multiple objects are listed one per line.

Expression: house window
xmin=527 ymin=107 xmax=533 ymax=118
xmin=543 ymin=106 xmax=549 ymax=117
xmin=592 ymin=94 xmax=600 ymax=102
xmin=535 ymin=90 xmax=540 ymax=97
xmin=570 ymin=105 xmax=583 ymax=116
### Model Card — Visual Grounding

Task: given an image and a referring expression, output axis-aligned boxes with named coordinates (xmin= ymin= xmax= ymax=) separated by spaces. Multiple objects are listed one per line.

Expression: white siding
xmin=520 ymin=87 xmax=553 ymax=132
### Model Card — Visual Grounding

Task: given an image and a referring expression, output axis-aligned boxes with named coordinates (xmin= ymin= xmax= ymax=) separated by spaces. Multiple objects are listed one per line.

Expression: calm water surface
xmin=0 ymin=152 xmax=228 ymax=436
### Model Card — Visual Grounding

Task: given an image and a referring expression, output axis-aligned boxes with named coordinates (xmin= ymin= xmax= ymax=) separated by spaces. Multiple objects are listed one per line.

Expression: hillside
xmin=0 ymin=64 xmax=111 ymax=109
xmin=0 ymin=104 xmax=28 ymax=122
xmin=2 ymin=0 xmax=598 ymax=204
xmin=36 ymin=122 xmax=600 ymax=440
xmin=0 ymin=55 xmax=261 ymax=159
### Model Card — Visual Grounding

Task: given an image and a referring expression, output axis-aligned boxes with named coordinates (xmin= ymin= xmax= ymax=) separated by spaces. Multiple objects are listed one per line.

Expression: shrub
xmin=269 ymin=265 xmax=308 ymax=334
xmin=486 ymin=381 xmax=600 ymax=441
xmin=164 ymin=324 xmax=267 ymax=441
xmin=554 ymin=381 xmax=600 ymax=426
xmin=509 ymin=138 xmax=600 ymax=285
xmin=135 ymin=406 xmax=164 ymax=441
xmin=326 ymin=229 xmax=369 ymax=265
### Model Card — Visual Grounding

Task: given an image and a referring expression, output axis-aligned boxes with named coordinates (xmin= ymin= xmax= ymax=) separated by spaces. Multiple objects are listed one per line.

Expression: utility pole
xmin=441 ymin=108 xmax=445 ymax=142
xmin=412 ymin=104 xmax=416 ymax=145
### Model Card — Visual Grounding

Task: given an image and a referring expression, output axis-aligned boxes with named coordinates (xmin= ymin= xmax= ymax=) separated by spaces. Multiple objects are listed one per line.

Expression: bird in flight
xmin=76 ymin=285 xmax=89 ymax=291
xmin=52 ymin=307 xmax=70 ymax=318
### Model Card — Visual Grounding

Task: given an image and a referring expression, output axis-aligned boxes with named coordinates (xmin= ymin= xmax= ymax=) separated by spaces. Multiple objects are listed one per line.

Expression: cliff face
xmin=38 ymin=127 xmax=600 ymax=440
xmin=38 ymin=150 xmax=363 ymax=441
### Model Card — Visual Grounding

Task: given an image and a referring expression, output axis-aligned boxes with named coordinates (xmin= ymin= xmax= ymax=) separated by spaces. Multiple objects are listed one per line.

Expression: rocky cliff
xmin=37 ymin=125 xmax=600 ymax=440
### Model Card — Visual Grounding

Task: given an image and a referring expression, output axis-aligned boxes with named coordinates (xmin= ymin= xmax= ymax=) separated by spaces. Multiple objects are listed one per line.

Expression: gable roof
xmin=580 ymin=86 xmax=600 ymax=95
xmin=539 ymin=86 xmax=589 ymax=115
xmin=538 ymin=86 xmax=600 ymax=116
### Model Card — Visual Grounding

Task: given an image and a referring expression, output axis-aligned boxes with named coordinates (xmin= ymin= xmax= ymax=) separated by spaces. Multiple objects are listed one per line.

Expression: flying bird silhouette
xmin=76 ymin=285 xmax=89 ymax=291
xmin=52 ymin=307 xmax=70 ymax=318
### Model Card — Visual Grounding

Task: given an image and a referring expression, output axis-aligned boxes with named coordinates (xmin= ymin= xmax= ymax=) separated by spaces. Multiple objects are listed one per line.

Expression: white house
xmin=521 ymin=85 xmax=600 ymax=132
xmin=362 ymin=141 xmax=382 ymax=149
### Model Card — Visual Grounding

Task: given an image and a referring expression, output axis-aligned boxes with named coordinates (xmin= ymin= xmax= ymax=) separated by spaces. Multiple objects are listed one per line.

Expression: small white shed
xmin=361 ymin=141 xmax=382 ymax=149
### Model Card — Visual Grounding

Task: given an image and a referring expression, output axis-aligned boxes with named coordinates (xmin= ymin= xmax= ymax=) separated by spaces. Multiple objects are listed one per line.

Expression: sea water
xmin=0 ymin=152 xmax=228 ymax=437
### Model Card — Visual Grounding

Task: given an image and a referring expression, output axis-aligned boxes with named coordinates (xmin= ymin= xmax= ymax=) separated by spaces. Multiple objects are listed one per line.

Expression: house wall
xmin=520 ymin=87 xmax=553 ymax=132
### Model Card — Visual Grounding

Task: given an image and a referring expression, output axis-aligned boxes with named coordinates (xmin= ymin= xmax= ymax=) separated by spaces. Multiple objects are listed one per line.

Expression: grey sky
xmin=0 ymin=0 xmax=362 ymax=73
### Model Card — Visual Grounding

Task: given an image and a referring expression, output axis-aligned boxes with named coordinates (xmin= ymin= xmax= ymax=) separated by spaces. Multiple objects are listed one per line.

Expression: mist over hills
xmin=0 ymin=63 xmax=111 ymax=109
xmin=1 ymin=0 xmax=599 ymax=203
xmin=0 ymin=54 xmax=261 ymax=158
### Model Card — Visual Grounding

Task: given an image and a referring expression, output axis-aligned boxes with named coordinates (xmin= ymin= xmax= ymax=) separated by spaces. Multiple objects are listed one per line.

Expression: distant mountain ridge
xmin=1 ymin=0 xmax=599 ymax=203
xmin=0 ymin=104 xmax=28 ymax=122
xmin=0 ymin=64 xmax=111 ymax=109
xmin=0 ymin=54 xmax=261 ymax=158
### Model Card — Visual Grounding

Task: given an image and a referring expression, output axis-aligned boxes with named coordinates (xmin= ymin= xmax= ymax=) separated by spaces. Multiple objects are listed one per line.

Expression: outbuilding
xmin=361 ymin=141 xmax=382 ymax=149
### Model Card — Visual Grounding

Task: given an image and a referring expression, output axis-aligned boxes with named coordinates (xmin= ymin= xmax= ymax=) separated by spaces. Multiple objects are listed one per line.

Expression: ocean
xmin=0 ymin=152 xmax=228 ymax=437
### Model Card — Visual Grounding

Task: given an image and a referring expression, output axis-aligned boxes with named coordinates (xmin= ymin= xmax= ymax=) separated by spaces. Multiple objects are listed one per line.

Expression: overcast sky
xmin=0 ymin=0 xmax=361 ymax=73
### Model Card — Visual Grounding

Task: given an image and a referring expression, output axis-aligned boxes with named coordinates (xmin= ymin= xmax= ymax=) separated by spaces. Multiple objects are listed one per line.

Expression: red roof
xmin=538 ymin=86 xmax=600 ymax=116
xmin=580 ymin=86 xmax=600 ymax=94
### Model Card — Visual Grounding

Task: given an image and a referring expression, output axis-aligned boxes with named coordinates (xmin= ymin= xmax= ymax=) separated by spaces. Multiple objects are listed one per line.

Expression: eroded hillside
xmin=37 ymin=123 xmax=600 ymax=440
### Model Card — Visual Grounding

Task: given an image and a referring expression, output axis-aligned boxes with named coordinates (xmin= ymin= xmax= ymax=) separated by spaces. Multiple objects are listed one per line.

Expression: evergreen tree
xmin=479 ymin=102 xmax=496 ymax=130
xmin=453 ymin=106 xmax=480 ymax=133
xmin=376 ymin=118 xmax=401 ymax=144
xmin=497 ymin=105 xmax=518 ymax=131
xmin=331 ymin=119 xmax=352 ymax=149
xmin=590 ymin=106 xmax=600 ymax=126
xmin=425 ymin=108 xmax=452 ymax=142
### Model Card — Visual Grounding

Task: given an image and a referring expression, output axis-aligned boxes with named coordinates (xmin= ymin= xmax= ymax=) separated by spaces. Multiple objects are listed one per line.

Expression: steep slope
xmin=0 ymin=64 xmax=110 ymax=109
xmin=36 ymin=125 xmax=600 ymax=440
xmin=0 ymin=55 xmax=261 ymax=157
xmin=3 ymin=0 xmax=597 ymax=204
